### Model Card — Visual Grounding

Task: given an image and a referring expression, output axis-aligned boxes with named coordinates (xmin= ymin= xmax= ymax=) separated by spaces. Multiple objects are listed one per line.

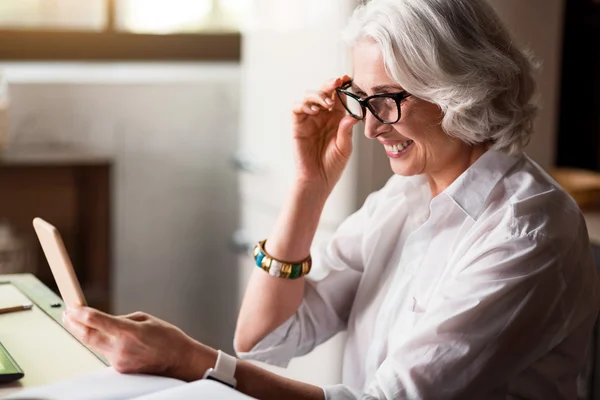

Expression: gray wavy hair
xmin=343 ymin=0 xmax=539 ymax=154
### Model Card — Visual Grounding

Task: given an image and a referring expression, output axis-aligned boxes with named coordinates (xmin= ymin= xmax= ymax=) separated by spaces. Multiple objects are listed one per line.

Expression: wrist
xmin=172 ymin=339 xmax=217 ymax=382
xmin=291 ymin=178 xmax=331 ymax=205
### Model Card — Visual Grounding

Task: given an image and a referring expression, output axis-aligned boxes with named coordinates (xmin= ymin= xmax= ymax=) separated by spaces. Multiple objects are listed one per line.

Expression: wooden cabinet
xmin=0 ymin=146 xmax=112 ymax=312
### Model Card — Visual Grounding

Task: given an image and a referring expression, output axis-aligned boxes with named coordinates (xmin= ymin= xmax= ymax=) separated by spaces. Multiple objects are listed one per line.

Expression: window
xmin=0 ymin=0 xmax=247 ymax=61
xmin=0 ymin=0 xmax=106 ymax=31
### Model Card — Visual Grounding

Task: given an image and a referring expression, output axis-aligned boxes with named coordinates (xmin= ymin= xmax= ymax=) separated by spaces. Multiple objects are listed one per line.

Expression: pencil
xmin=0 ymin=304 xmax=33 ymax=315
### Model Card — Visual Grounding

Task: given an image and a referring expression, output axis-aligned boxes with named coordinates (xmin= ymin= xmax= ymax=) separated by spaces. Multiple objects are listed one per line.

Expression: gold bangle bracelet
xmin=253 ymin=239 xmax=312 ymax=279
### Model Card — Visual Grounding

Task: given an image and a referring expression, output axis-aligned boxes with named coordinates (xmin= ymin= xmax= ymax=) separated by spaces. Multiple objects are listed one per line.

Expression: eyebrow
xmin=351 ymin=83 xmax=405 ymax=95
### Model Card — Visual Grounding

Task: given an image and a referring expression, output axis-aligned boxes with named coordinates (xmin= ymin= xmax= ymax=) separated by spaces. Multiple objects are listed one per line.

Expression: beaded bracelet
xmin=253 ymin=240 xmax=312 ymax=279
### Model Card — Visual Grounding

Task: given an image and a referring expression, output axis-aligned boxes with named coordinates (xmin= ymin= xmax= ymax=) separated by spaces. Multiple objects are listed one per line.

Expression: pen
xmin=0 ymin=304 xmax=33 ymax=315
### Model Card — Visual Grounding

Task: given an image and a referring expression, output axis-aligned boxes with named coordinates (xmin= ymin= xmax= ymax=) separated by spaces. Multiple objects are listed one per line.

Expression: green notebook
xmin=0 ymin=341 xmax=24 ymax=383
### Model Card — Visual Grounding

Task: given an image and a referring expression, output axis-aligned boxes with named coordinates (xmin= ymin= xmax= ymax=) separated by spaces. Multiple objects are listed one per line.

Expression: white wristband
xmin=203 ymin=350 xmax=237 ymax=388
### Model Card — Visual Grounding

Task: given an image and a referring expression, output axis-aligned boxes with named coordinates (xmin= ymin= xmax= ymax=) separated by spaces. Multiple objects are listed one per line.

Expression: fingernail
xmin=311 ymin=106 xmax=319 ymax=112
xmin=325 ymin=98 xmax=334 ymax=105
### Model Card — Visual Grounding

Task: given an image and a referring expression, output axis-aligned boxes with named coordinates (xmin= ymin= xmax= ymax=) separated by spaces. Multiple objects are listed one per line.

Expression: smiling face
xmin=351 ymin=40 xmax=482 ymax=182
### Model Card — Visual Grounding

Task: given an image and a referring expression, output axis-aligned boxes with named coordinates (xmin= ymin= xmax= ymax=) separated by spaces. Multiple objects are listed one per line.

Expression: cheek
xmin=398 ymin=101 xmax=446 ymax=144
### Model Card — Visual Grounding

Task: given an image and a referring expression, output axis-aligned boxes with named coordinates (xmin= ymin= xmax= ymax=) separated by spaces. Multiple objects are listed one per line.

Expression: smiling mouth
xmin=384 ymin=140 xmax=413 ymax=157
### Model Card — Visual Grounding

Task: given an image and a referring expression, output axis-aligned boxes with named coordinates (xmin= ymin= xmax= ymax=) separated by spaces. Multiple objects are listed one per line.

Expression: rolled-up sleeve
xmin=323 ymin=230 xmax=598 ymax=399
xmin=236 ymin=190 xmax=382 ymax=367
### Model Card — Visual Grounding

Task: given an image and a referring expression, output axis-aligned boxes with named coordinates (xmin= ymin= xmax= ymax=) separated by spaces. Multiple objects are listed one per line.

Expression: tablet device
xmin=32 ymin=218 xmax=87 ymax=307
xmin=0 ymin=340 xmax=24 ymax=383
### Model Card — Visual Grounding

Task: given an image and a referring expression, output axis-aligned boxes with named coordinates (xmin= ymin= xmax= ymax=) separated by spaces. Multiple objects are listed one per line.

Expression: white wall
xmin=3 ymin=63 xmax=242 ymax=352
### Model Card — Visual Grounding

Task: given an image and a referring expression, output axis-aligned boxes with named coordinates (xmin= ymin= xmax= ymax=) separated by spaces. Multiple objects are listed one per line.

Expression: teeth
xmin=384 ymin=140 xmax=412 ymax=153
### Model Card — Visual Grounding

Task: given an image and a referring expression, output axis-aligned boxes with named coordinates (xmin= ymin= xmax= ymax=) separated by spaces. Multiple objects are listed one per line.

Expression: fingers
xmin=67 ymin=306 xmax=126 ymax=333
xmin=293 ymin=93 xmax=331 ymax=116
xmin=336 ymin=116 xmax=360 ymax=156
xmin=293 ymin=75 xmax=352 ymax=117
xmin=293 ymin=102 xmax=313 ymax=116
xmin=63 ymin=312 xmax=111 ymax=350
xmin=322 ymin=75 xmax=352 ymax=93
xmin=293 ymin=103 xmax=320 ymax=116
xmin=313 ymin=91 xmax=336 ymax=110
xmin=318 ymin=75 xmax=352 ymax=111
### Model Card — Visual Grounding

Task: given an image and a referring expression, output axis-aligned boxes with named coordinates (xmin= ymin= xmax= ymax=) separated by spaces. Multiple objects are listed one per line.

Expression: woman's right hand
xmin=292 ymin=75 xmax=359 ymax=194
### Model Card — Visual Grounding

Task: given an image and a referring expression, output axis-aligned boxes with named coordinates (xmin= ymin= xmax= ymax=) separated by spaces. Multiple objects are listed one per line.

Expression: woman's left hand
xmin=63 ymin=307 xmax=215 ymax=381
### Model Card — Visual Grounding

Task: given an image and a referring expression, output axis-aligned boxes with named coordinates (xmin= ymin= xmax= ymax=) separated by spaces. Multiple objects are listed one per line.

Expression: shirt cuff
xmin=234 ymin=314 xmax=298 ymax=368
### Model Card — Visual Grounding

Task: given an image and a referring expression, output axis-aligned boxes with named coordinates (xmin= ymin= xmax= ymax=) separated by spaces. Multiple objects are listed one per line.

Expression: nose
xmin=363 ymin=113 xmax=390 ymax=140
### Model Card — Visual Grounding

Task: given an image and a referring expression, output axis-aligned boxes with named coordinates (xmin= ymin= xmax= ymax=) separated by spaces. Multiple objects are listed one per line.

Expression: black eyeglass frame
xmin=335 ymin=81 xmax=412 ymax=125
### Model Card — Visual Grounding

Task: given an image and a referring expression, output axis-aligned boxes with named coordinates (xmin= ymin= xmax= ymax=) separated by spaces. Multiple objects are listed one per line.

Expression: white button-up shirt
xmin=238 ymin=150 xmax=600 ymax=399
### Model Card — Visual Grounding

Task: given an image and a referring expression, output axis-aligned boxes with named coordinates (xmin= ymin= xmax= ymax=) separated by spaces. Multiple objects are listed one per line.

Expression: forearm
xmin=236 ymin=359 xmax=325 ymax=400
xmin=187 ymin=317 xmax=325 ymax=399
xmin=235 ymin=182 xmax=328 ymax=352
xmin=267 ymin=180 xmax=329 ymax=260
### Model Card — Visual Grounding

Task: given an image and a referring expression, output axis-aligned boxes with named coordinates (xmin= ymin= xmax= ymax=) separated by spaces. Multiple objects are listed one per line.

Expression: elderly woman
xmin=63 ymin=0 xmax=600 ymax=398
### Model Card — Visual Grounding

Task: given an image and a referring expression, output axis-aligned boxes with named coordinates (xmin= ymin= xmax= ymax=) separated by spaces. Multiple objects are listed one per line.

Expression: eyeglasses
xmin=335 ymin=81 xmax=411 ymax=124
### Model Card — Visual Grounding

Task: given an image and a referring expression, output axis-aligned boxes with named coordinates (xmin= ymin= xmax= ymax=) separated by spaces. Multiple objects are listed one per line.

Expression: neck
xmin=426 ymin=144 xmax=488 ymax=198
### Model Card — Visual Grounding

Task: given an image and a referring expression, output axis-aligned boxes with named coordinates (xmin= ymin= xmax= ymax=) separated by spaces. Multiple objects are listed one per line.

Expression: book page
xmin=131 ymin=379 xmax=254 ymax=400
xmin=4 ymin=367 xmax=185 ymax=400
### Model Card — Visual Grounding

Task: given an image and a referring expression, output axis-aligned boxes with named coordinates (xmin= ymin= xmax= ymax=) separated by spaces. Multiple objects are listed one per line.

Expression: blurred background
xmin=0 ymin=0 xmax=596 ymax=387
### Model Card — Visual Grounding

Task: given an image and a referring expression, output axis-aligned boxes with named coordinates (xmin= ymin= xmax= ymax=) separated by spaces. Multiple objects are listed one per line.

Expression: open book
xmin=4 ymin=367 xmax=253 ymax=400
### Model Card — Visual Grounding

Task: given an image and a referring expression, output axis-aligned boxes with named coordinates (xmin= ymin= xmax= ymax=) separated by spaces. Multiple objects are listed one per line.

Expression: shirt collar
xmin=443 ymin=150 xmax=522 ymax=221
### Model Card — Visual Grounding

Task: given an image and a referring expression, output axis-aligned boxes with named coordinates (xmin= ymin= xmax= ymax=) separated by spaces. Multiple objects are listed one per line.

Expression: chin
xmin=390 ymin=160 xmax=421 ymax=176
